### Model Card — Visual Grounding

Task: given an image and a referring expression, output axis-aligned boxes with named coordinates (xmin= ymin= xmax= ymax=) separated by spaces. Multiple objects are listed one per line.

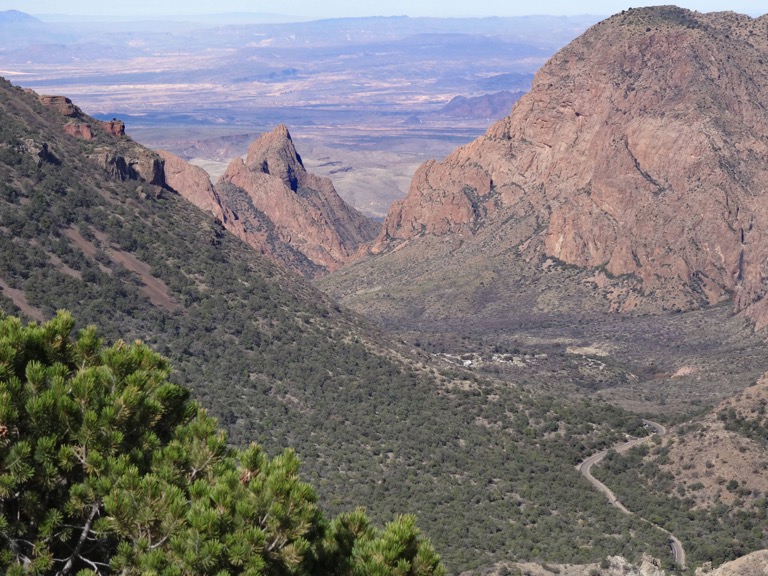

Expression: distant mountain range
xmin=437 ymin=90 xmax=524 ymax=120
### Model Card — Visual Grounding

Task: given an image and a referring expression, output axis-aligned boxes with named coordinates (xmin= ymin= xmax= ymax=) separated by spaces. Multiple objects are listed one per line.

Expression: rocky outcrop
xmin=25 ymin=89 xmax=163 ymax=189
xmin=373 ymin=7 xmax=768 ymax=323
xmin=16 ymin=138 xmax=59 ymax=167
xmin=39 ymin=95 xmax=81 ymax=117
xmin=63 ymin=122 xmax=93 ymax=140
xmin=100 ymin=119 xmax=125 ymax=137
xmin=91 ymin=146 xmax=164 ymax=185
xmin=39 ymin=93 xmax=125 ymax=140
xmin=216 ymin=125 xmax=379 ymax=275
xmin=698 ymin=550 xmax=768 ymax=576
xmin=158 ymin=150 xmax=225 ymax=221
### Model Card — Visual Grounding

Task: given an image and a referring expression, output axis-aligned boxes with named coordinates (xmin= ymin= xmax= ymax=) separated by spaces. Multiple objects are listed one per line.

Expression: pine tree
xmin=0 ymin=311 xmax=444 ymax=575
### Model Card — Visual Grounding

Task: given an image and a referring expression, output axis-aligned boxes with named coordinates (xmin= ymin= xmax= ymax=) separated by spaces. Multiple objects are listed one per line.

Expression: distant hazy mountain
xmin=0 ymin=9 xmax=78 ymax=48
xmin=33 ymin=11 xmax=306 ymax=24
xmin=478 ymin=71 xmax=534 ymax=91
xmin=438 ymin=90 xmax=524 ymax=120
xmin=0 ymin=9 xmax=40 ymax=24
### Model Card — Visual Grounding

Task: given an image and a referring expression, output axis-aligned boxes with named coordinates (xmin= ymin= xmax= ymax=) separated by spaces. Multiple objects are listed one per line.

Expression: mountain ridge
xmin=32 ymin=88 xmax=378 ymax=277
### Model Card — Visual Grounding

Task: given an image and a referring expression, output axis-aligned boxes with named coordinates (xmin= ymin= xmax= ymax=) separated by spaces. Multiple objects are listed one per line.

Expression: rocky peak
xmin=610 ymin=5 xmax=708 ymax=29
xmin=372 ymin=7 xmax=768 ymax=323
xmin=211 ymin=126 xmax=379 ymax=275
xmin=244 ymin=124 xmax=303 ymax=191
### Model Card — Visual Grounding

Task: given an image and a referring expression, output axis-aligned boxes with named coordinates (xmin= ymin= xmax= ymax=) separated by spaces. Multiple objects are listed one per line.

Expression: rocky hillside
xmin=368 ymin=7 xmax=768 ymax=325
xmin=639 ymin=372 xmax=768 ymax=512
xmin=466 ymin=550 xmax=768 ymax=576
xmin=587 ymin=372 xmax=768 ymax=569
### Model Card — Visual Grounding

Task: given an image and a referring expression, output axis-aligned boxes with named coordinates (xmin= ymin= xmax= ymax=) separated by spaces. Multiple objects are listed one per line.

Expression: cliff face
xmin=217 ymin=125 xmax=379 ymax=275
xmin=158 ymin=150 xmax=226 ymax=221
xmin=373 ymin=7 xmax=768 ymax=323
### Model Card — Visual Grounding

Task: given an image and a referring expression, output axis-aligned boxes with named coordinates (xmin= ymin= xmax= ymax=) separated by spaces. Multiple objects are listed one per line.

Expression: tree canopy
xmin=0 ymin=311 xmax=444 ymax=576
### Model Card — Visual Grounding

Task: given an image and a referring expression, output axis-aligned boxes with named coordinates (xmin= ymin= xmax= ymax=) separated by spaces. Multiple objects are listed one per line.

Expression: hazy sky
xmin=3 ymin=0 xmax=764 ymax=19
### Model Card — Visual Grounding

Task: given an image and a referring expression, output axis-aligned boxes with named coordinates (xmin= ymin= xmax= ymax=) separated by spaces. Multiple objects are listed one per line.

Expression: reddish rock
xmin=63 ymin=122 xmax=93 ymax=140
xmin=158 ymin=150 xmax=225 ymax=221
xmin=217 ymin=125 xmax=379 ymax=275
xmin=39 ymin=95 xmax=82 ymax=118
xmin=100 ymin=119 xmax=126 ymax=137
xmin=373 ymin=7 xmax=768 ymax=322
xmin=38 ymin=92 xmax=126 ymax=138
xmin=36 ymin=100 xmax=160 ymax=185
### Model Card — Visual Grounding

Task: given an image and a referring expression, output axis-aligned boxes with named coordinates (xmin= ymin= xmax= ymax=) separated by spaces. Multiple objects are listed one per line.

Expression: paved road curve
xmin=576 ymin=420 xmax=686 ymax=569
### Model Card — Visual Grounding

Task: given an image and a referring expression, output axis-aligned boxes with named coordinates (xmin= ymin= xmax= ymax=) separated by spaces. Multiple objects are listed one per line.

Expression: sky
xmin=2 ymin=0 xmax=764 ymax=19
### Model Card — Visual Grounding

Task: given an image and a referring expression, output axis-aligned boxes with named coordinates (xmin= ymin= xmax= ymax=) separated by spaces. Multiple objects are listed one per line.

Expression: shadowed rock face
xmin=373 ymin=7 xmax=768 ymax=324
xmin=216 ymin=125 xmax=379 ymax=275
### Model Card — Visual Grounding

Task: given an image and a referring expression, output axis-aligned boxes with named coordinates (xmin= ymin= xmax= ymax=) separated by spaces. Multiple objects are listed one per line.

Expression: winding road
xmin=576 ymin=420 xmax=686 ymax=569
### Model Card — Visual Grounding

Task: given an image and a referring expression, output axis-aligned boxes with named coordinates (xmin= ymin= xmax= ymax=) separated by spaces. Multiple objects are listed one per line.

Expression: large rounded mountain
xmin=332 ymin=7 xmax=768 ymax=327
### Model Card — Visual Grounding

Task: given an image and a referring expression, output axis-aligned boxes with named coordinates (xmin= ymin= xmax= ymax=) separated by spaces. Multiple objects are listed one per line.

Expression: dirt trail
xmin=576 ymin=420 xmax=686 ymax=569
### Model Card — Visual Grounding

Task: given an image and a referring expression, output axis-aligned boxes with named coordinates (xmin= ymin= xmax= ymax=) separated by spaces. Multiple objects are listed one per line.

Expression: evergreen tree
xmin=0 ymin=311 xmax=444 ymax=576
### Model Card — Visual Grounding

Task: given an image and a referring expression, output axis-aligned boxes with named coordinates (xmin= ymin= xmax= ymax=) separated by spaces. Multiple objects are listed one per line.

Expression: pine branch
xmin=56 ymin=502 xmax=100 ymax=576
xmin=77 ymin=553 xmax=110 ymax=574
xmin=2 ymin=533 xmax=34 ymax=568
xmin=149 ymin=534 xmax=170 ymax=550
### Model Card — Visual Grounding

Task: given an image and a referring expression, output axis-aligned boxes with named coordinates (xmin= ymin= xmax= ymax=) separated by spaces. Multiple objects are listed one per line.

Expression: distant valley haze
xmin=5 ymin=0 xmax=763 ymax=19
